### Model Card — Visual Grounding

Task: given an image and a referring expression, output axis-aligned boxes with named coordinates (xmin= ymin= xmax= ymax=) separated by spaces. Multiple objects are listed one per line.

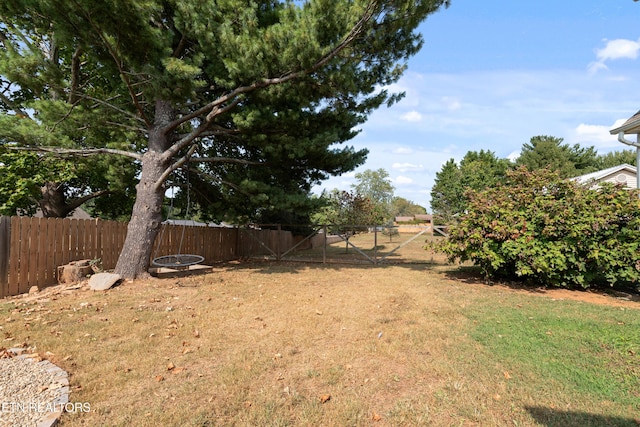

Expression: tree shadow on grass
xmin=443 ymin=266 xmax=551 ymax=294
xmin=525 ymin=406 xmax=639 ymax=427
xmin=207 ymin=257 xmax=448 ymax=275
xmin=443 ymin=267 xmax=640 ymax=300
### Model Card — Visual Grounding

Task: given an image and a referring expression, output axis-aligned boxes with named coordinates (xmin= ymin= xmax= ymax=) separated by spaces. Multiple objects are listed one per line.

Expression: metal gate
xmin=239 ymin=224 xmax=439 ymax=265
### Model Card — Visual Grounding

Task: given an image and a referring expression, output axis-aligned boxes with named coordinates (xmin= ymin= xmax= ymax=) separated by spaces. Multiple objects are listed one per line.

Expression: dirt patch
xmin=452 ymin=274 xmax=640 ymax=309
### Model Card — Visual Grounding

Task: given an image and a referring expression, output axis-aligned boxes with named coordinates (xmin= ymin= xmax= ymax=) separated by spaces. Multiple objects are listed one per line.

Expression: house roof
xmin=610 ymin=110 xmax=640 ymax=135
xmin=414 ymin=214 xmax=433 ymax=221
xmin=571 ymin=164 xmax=636 ymax=185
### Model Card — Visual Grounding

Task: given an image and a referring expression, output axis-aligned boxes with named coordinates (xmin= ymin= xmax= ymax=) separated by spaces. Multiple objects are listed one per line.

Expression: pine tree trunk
xmin=114 ymin=100 xmax=173 ymax=279
xmin=114 ymin=151 xmax=167 ymax=279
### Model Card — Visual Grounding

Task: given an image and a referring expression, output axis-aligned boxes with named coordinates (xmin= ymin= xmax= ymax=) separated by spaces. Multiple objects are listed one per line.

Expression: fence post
xmin=276 ymin=224 xmax=281 ymax=261
xmin=0 ymin=216 xmax=10 ymax=298
xmin=322 ymin=224 xmax=326 ymax=264
xmin=374 ymin=226 xmax=378 ymax=265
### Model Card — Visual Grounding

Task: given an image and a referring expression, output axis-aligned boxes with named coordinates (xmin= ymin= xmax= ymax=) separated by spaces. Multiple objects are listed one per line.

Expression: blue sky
xmin=314 ymin=0 xmax=640 ymax=211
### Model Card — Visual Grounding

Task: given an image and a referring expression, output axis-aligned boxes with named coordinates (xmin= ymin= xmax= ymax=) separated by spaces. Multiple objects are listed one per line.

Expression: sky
xmin=313 ymin=0 xmax=640 ymax=211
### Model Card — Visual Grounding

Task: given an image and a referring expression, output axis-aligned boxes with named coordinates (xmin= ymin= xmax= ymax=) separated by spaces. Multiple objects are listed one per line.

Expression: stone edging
xmin=1 ymin=348 xmax=70 ymax=427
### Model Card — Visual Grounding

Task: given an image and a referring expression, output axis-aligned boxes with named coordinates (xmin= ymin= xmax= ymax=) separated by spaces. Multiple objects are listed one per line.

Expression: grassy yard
xmin=1 ymin=258 xmax=638 ymax=426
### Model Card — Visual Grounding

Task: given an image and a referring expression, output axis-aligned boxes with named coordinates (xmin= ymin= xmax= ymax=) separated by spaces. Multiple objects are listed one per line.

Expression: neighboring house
xmin=394 ymin=214 xmax=433 ymax=224
xmin=609 ymin=110 xmax=640 ymax=191
xmin=571 ymin=164 xmax=637 ymax=190
xmin=393 ymin=214 xmax=433 ymax=234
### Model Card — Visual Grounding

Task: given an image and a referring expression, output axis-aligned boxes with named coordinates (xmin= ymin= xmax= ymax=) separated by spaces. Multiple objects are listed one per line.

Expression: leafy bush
xmin=435 ymin=167 xmax=640 ymax=290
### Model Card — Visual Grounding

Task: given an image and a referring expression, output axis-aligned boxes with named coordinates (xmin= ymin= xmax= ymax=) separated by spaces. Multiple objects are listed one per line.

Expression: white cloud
xmin=394 ymin=176 xmax=413 ymax=185
xmin=587 ymin=61 xmax=608 ymax=74
xmin=590 ymin=38 xmax=640 ymax=73
xmin=392 ymin=162 xmax=423 ymax=172
xmin=597 ymin=38 xmax=640 ymax=61
xmin=573 ymin=123 xmax=621 ymax=149
xmin=506 ymin=151 xmax=520 ymax=162
xmin=393 ymin=147 xmax=414 ymax=154
xmin=400 ymin=111 xmax=422 ymax=122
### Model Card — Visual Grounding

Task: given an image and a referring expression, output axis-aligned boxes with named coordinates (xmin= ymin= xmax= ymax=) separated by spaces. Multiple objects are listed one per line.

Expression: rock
xmin=29 ymin=286 xmax=39 ymax=295
xmin=89 ymin=273 xmax=121 ymax=291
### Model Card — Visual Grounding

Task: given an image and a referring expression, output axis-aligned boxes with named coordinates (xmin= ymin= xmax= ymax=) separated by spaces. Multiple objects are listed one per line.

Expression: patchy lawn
xmin=1 ymin=261 xmax=639 ymax=426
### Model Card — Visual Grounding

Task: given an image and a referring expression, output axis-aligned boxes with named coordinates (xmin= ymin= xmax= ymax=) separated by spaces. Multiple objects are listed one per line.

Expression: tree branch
xmin=161 ymin=1 xmax=377 ymax=139
xmin=189 ymin=157 xmax=265 ymax=165
xmin=68 ymin=46 xmax=82 ymax=104
xmin=0 ymin=91 xmax=30 ymax=118
xmin=74 ymin=93 xmax=148 ymax=126
xmin=65 ymin=189 xmax=110 ymax=213
xmin=162 ymin=98 xmax=242 ymax=160
xmin=153 ymin=144 xmax=198 ymax=191
xmin=7 ymin=145 xmax=143 ymax=161
xmin=73 ymin=0 xmax=151 ymax=126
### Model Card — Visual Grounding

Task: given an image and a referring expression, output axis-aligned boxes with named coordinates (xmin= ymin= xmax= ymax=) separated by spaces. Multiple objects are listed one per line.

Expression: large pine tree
xmin=0 ymin=0 xmax=450 ymax=278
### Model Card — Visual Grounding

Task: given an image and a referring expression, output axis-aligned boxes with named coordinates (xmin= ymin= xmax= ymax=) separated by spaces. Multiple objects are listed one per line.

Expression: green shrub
xmin=435 ymin=167 xmax=640 ymax=290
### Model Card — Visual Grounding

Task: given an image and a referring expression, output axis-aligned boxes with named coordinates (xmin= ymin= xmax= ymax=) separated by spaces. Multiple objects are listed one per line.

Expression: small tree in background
xmin=352 ymin=168 xmax=395 ymax=223
xmin=391 ymin=196 xmax=427 ymax=217
xmin=317 ymin=189 xmax=381 ymax=252
xmin=435 ymin=167 xmax=640 ymax=290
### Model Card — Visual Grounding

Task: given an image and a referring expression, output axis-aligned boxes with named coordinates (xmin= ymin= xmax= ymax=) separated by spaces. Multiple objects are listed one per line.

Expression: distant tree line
xmin=431 ymin=135 xmax=638 ymax=225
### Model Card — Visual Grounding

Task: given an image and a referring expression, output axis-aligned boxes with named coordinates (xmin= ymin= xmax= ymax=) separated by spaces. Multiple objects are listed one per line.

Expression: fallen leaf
xmin=167 ymin=362 xmax=175 ymax=371
xmin=193 ymin=330 xmax=200 ymax=338
xmin=493 ymin=393 xmax=501 ymax=401
xmin=155 ymin=375 xmax=164 ymax=382
xmin=171 ymin=367 xmax=185 ymax=374
xmin=320 ymin=394 xmax=331 ymax=404
xmin=372 ymin=412 xmax=382 ymax=421
xmin=244 ymin=401 xmax=252 ymax=408
xmin=504 ymin=371 xmax=511 ymax=379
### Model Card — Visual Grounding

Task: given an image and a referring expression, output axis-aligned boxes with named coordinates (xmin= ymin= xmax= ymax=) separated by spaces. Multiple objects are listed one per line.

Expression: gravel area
xmin=0 ymin=349 xmax=69 ymax=427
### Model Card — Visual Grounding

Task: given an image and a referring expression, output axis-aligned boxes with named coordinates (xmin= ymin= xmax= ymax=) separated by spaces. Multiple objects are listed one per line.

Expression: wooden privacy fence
xmin=0 ymin=216 xmax=294 ymax=298
xmin=0 ymin=216 xmax=128 ymax=298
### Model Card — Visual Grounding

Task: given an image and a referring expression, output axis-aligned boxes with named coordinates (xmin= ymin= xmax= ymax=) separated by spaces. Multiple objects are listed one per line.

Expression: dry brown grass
xmin=1 ymin=243 xmax=638 ymax=426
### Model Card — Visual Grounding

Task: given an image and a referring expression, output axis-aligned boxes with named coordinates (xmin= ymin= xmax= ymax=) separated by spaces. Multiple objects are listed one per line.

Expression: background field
xmin=1 ymin=254 xmax=638 ymax=426
xmin=266 ymin=232 xmax=448 ymax=265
